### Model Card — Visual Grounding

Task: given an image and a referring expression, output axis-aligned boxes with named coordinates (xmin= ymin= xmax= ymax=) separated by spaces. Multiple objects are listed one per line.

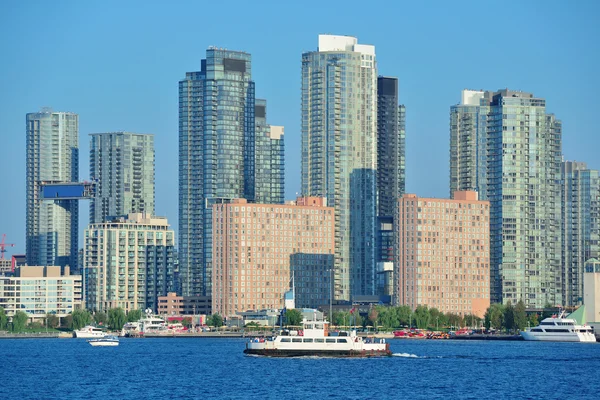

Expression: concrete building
xmin=396 ymin=191 xmax=490 ymax=318
xmin=84 ymin=213 xmax=175 ymax=313
xmin=212 ymin=197 xmax=334 ymax=317
xmin=562 ymin=161 xmax=600 ymax=306
xmin=26 ymin=109 xmax=79 ymax=269
xmin=584 ymin=259 xmax=600 ymax=324
xmin=449 ymin=89 xmax=562 ymax=307
xmin=0 ymin=266 xmax=82 ymax=321
xmin=0 ymin=259 xmax=11 ymax=275
xmin=157 ymin=292 xmax=212 ymax=316
xmin=89 ymin=132 xmax=155 ymax=224
xmin=179 ymin=48 xmax=284 ymax=299
xmin=302 ymin=34 xmax=378 ymax=300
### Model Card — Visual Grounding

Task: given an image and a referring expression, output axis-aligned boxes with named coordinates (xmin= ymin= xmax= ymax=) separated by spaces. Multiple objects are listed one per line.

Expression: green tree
xmin=463 ymin=313 xmax=482 ymax=328
xmin=528 ymin=313 xmax=539 ymax=327
xmin=504 ymin=301 xmax=515 ymax=333
xmin=446 ymin=313 xmax=464 ymax=328
xmin=514 ymin=300 xmax=527 ymax=331
xmin=181 ymin=317 xmax=193 ymax=328
xmin=484 ymin=303 xmax=504 ymax=330
xmin=61 ymin=314 xmax=73 ymax=329
xmin=542 ymin=302 xmax=554 ymax=319
xmin=208 ymin=313 xmax=224 ymax=328
xmin=45 ymin=313 xmax=60 ymax=329
xmin=127 ymin=309 xmax=143 ymax=322
xmin=0 ymin=306 xmax=7 ymax=330
xmin=396 ymin=305 xmax=412 ymax=327
xmin=332 ymin=311 xmax=351 ymax=327
xmin=94 ymin=311 xmax=108 ymax=326
xmin=71 ymin=309 xmax=93 ymax=330
xmin=107 ymin=308 xmax=126 ymax=331
xmin=414 ymin=305 xmax=430 ymax=329
xmin=285 ymin=309 xmax=302 ymax=327
xmin=368 ymin=306 xmax=379 ymax=330
xmin=12 ymin=310 xmax=28 ymax=332
xmin=429 ymin=308 xmax=441 ymax=330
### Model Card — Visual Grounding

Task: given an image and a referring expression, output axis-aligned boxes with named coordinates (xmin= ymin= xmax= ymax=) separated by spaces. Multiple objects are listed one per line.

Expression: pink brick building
xmin=396 ymin=191 xmax=490 ymax=318
xmin=212 ymin=198 xmax=334 ymax=317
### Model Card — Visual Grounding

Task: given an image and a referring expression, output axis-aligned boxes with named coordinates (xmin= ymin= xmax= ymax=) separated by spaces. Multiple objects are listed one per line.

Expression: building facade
xmin=584 ymin=259 xmax=600 ymax=323
xmin=90 ymin=132 xmax=155 ymax=224
xmin=84 ymin=213 xmax=175 ymax=313
xmin=26 ymin=109 xmax=79 ymax=268
xmin=562 ymin=161 xmax=600 ymax=306
xmin=377 ymin=76 xmax=406 ymax=218
xmin=179 ymin=48 xmax=284 ymax=298
xmin=396 ymin=191 xmax=490 ymax=318
xmin=0 ymin=266 xmax=82 ymax=321
xmin=212 ymin=198 xmax=334 ymax=317
xmin=449 ymin=90 xmax=563 ymax=307
xmin=301 ymin=34 xmax=378 ymax=300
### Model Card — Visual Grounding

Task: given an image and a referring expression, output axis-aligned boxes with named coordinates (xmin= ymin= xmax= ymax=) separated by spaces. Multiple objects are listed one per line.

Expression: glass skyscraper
xmin=301 ymin=35 xmax=378 ymax=300
xmin=26 ymin=109 xmax=79 ymax=268
xmin=561 ymin=161 xmax=600 ymax=306
xmin=450 ymin=90 xmax=563 ymax=307
xmin=179 ymin=48 xmax=283 ymax=297
xmin=89 ymin=132 xmax=155 ymax=224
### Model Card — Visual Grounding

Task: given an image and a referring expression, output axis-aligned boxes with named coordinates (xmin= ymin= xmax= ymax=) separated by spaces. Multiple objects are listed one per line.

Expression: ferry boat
xmin=88 ymin=335 xmax=119 ymax=347
xmin=244 ymin=318 xmax=391 ymax=357
xmin=520 ymin=310 xmax=596 ymax=342
xmin=73 ymin=325 xmax=105 ymax=339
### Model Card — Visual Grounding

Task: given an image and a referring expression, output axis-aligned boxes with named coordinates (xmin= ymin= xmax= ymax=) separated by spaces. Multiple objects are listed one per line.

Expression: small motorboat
xmin=88 ymin=335 xmax=119 ymax=347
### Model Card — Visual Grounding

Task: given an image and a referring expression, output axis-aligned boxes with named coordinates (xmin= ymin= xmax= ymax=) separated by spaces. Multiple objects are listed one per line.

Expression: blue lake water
xmin=1 ymin=338 xmax=599 ymax=399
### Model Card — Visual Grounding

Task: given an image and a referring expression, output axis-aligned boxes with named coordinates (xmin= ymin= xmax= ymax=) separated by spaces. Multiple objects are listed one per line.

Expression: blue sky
xmin=0 ymin=0 xmax=598 ymax=256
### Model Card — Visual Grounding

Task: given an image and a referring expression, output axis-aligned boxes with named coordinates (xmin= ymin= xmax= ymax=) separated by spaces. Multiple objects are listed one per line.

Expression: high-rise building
xmin=252 ymin=99 xmax=285 ymax=204
xmin=449 ymin=90 xmax=563 ymax=307
xmin=396 ymin=191 xmax=491 ymax=318
xmin=301 ymin=34 xmax=378 ymax=300
xmin=84 ymin=213 xmax=175 ymax=312
xmin=89 ymin=132 xmax=155 ymax=224
xmin=562 ymin=161 xmax=600 ymax=306
xmin=26 ymin=109 xmax=79 ymax=269
xmin=377 ymin=76 xmax=406 ymax=218
xmin=212 ymin=197 xmax=334 ymax=317
xmin=179 ymin=48 xmax=283 ymax=298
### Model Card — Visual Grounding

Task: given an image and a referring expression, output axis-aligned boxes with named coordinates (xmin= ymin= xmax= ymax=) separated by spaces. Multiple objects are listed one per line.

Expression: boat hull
xmin=520 ymin=331 xmax=596 ymax=342
xmin=74 ymin=332 xmax=105 ymax=339
xmin=244 ymin=348 xmax=391 ymax=357
xmin=88 ymin=341 xmax=119 ymax=347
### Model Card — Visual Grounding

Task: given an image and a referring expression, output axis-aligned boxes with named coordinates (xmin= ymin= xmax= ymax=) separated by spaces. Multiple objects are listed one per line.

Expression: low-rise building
xmin=584 ymin=259 xmax=600 ymax=325
xmin=396 ymin=191 xmax=490 ymax=318
xmin=0 ymin=266 xmax=82 ymax=321
xmin=157 ymin=292 xmax=212 ymax=316
xmin=212 ymin=197 xmax=335 ymax=317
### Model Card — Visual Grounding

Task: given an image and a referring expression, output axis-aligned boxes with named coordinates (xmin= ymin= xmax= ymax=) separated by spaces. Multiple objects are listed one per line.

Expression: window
xmin=337 ymin=338 xmax=348 ymax=343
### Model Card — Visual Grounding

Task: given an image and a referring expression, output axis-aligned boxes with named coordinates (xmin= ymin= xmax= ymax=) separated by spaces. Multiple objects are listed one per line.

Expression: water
xmin=1 ymin=338 xmax=599 ymax=399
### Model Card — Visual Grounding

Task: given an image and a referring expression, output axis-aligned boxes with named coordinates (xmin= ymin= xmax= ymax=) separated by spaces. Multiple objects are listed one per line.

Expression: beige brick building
xmin=396 ymin=191 xmax=490 ymax=318
xmin=212 ymin=197 xmax=334 ymax=317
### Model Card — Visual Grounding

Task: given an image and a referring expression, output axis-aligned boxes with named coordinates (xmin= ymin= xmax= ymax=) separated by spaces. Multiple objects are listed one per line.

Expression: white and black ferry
xmin=244 ymin=318 xmax=391 ymax=357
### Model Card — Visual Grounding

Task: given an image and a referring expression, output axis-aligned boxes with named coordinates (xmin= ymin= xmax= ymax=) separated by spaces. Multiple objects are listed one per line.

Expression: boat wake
xmin=392 ymin=353 xmax=420 ymax=358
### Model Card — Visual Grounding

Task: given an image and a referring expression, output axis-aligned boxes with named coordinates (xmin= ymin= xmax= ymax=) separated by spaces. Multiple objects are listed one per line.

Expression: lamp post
xmin=329 ymin=268 xmax=333 ymax=325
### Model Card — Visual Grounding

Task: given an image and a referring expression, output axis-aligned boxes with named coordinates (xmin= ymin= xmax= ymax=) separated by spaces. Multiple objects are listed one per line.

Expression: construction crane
xmin=0 ymin=234 xmax=15 ymax=259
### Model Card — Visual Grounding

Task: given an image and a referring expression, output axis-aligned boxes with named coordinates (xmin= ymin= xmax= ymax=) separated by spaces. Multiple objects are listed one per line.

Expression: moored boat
xmin=520 ymin=309 xmax=596 ymax=342
xmin=88 ymin=335 xmax=119 ymax=347
xmin=73 ymin=325 xmax=105 ymax=339
xmin=244 ymin=318 xmax=391 ymax=357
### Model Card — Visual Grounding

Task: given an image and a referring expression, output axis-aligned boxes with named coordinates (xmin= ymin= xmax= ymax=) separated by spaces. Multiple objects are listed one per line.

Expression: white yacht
xmin=244 ymin=318 xmax=391 ymax=357
xmin=521 ymin=310 xmax=596 ymax=342
xmin=73 ymin=325 xmax=105 ymax=339
xmin=88 ymin=335 xmax=119 ymax=347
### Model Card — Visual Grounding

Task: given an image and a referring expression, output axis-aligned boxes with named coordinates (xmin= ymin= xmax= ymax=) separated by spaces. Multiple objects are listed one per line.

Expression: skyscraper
xmin=562 ymin=161 xmax=600 ymax=306
xmin=377 ymin=76 xmax=406 ymax=218
xmin=301 ymin=35 xmax=378 ymax=300
xmin=449 ymin=90 xmax=563 ymax=307
xmin=26 ymin=109 xmax=79 ymax=268
xmin=179 ymin=48 xmax=283 ymax=297
xmin=89 ymin=132 xmax=155 ymax=224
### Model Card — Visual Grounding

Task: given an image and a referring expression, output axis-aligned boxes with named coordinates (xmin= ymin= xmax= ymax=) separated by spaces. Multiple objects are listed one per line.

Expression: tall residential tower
xmin=301 ymin=35 xmax=378 ymax=300
xmin=26 ymin=109 xmax=79 ymax=268
xmin=179 ymin=48 xmax=283 ymax=297
xmin=449 ymin=90 xmax=563 ymax=307
xmin=89 ymin=132 xmax=155 ymax=224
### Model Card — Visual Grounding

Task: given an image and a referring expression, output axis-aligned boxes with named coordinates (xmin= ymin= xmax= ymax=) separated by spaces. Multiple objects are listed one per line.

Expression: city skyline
xmin=1 ymin=1 xmax=600 ymax=256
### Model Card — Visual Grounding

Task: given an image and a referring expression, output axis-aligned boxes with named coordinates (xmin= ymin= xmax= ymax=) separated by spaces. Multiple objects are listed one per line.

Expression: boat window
xmin=551 ymin=329 xmax=570 ymax=333
xmin=338 ymin=332 xmax=348 ymax=337
xmin=314 ymin=338 xmax=324 ymax=343
xmin=337 ymin=338 xmax=348 ymax=343
xmin=540 ymin=322 xmax=555 ymax=326
xmin=292 ymin=338 xmax=302 ymax=343
xmin=305 ymin=324 xmax=313 ymax=329
xmin=326 ymin=338 xmax=336 ymax=343
xmin=280 ymin=338 xmax=291 ymax=342
xmin=530 ymin=329 xmax=543 ymax=332
xmin=303 ymin=338 xmax=313 ymax=343
xmin=315 ymin=324 xmax=323 ymax=329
